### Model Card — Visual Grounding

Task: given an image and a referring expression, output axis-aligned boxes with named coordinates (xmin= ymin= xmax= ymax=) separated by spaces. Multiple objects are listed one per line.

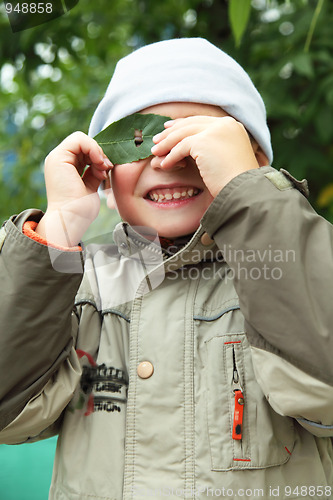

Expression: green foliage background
xmin=0 ymin=2 xmax=332 ymax=496
xmin=0 ymin=0 xmax=332 ymax=224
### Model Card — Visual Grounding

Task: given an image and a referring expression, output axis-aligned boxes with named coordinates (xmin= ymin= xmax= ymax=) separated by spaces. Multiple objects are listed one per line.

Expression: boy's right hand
xmin=35 ymin=132 xmax=113 ymax=247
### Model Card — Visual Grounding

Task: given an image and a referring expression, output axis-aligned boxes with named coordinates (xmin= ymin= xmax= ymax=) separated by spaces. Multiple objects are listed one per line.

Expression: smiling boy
xmin=0 ymin=38 xmax=332 ymax=500
xmin=33 ymin=101 xmax=266 ymax=246
xmin=105 ymin=102 xmax=267 ymax=239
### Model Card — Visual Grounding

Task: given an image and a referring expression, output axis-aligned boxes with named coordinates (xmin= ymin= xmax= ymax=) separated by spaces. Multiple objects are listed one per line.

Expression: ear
xmin=106 ymin=189 xmax=116 ymax=210
xmin=101 ymin=171 xmax=117 ymax=209
xmin=255 ymin=149 xmax=269 ymax=167
xmin=252 ymin=141 xmax=270 ymax=167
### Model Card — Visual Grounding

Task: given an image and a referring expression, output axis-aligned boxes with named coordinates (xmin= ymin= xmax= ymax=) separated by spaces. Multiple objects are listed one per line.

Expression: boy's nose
xmin=150 ymin=155 xmax=187 ymax=171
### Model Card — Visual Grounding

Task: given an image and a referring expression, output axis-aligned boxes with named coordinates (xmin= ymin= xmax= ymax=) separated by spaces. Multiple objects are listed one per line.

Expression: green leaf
xmin=94 ymin=113 xmax=171 ymax=164
xmin=318 ymin=183 xmax=333 ymax=208
xmin=314 ymin=106 xmax=333 ymax=143
xmin=292 ymin=53 xmax=314 ymax=79
xmin=228 ymin=0 xmax=251 ymax=47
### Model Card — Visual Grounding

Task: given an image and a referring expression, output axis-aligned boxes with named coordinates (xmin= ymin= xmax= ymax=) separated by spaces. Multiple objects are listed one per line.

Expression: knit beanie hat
xmin=89 ymin=38 xmax=273 ymax=164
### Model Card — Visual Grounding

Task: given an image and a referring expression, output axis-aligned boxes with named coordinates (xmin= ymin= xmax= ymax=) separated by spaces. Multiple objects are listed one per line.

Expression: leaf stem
xmin=304 ymin=0 xmax=325 ymax=52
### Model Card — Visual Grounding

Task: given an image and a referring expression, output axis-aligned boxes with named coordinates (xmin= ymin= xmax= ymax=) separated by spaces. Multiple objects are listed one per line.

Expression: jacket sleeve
xmin=0 ymin=209 xmax=84 ymax=439
xmin=201 ymin=166 xmax=333 ymax=437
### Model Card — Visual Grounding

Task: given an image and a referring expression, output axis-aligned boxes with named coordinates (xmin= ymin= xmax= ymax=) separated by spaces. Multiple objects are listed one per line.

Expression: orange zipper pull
xmin=232 ymin=389 xmax=244 ymax=440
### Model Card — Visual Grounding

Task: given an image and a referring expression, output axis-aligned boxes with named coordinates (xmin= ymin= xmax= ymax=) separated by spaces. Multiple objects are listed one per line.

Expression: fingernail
xmin=164 ymin=120 xmax=174 ymax=127
xmin=152 ymin=133 xmax=161 ymax=143
xmin=151 ymin=145 xmax=158 ymax=154
xmin=160 ymin=159 xmax=165 ymax=167
xmin=104 ymin=157 xmax=113 ymax=168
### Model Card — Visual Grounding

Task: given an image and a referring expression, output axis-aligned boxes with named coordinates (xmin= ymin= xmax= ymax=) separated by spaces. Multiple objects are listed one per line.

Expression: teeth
xmin=148 ymin=187 xmax=200 ymax=203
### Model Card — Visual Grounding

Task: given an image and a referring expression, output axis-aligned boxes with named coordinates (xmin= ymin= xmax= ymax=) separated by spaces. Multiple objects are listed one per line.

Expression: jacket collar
xmin=113 ymin=222 xmax=222 ymax=272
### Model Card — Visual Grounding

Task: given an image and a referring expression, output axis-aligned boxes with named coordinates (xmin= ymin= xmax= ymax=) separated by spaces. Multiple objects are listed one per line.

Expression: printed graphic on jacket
xmin=68 ymin=350 xmax=128 ymax=415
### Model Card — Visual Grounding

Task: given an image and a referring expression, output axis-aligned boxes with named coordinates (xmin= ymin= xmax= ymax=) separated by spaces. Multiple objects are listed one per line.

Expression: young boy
xmin=0 ymin=38 xmax=332 ymax=500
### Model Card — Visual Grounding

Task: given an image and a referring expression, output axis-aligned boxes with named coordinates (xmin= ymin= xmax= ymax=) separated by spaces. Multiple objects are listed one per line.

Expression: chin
xmin=155 ymin=223 xmax=200 ymax=239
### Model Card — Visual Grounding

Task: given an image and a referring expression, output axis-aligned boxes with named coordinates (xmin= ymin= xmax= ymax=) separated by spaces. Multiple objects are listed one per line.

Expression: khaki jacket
xmin=0 ymin=167 xmax=332 ymax=500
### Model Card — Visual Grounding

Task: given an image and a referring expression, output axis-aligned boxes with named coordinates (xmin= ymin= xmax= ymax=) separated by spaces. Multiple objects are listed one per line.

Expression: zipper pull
xmin=232 ymin=389 xmax=245 ymax=440
xmin=232 ymin=345 xmax=243 ymax=393
xmin=231 ymin=345 xmax=244 ymax=440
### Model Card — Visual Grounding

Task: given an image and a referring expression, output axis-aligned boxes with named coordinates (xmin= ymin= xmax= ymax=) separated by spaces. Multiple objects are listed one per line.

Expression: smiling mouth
xmin=145 ymin=186 xmax=202 ymax=203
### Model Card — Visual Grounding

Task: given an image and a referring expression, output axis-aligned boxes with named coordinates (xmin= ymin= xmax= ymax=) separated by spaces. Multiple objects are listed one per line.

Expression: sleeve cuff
xmin=23 ymin=220 xmax=82 ymax=252
xmin=297 ymin=418 xmax=333 ymax=437
xmin=201 ymin=166 xmax=275 ymax=237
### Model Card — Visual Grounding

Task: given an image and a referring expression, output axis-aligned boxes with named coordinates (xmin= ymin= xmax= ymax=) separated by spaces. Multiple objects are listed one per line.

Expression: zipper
xmin=232 ymin=345 xmax=245 ymax=440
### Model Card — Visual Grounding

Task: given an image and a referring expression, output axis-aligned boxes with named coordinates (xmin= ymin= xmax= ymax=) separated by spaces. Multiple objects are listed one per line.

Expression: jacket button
xmin=137 ymin=361 xmax=154 ymax=379
xmin=201 ymin=232 xmax=214 ymax=246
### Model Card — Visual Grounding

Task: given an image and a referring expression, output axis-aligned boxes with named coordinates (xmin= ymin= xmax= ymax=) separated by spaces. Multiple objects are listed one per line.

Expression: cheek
xmin=111 ymin=164 xmax=137 ymax=199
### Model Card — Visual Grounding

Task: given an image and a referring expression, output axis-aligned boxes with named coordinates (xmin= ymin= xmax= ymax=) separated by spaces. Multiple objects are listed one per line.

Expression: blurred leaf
xmin=94 ymin=113 xmax=170 ymax=164
xmin=314 ymin=106 xmax=333 ymax=144
xmin=292 ymin=53 xmax=314 ymax=78
xmin=228 ymin=0 xmax=251 ymax=47
xmin=318 ymin=184 xmax=333 ymax=207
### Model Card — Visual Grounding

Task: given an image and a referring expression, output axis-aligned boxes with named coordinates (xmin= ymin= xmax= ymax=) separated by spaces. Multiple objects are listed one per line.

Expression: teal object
xmin=0 ymin=437 xmax=57 ymax=500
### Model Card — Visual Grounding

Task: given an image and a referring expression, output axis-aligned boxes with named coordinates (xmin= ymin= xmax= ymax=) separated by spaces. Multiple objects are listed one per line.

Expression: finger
xmin=160 ymin=115 xmax=216 ymax=134
xmin=60 ymin=132 xmax=101 ymax=158
xmin=153 ymin=118 xmax=189 ymax=143
xmin=162 ymin=116 xmax=210 ymax=129
xmin=152 ymin=115 xmax=218 ymax=146
xmin=81 ymin=165 xmax=105 ymax=193
xmin=163 ymin=118 xmax=180 ymax=128
xmin=89 ymin=165 xmax=112 ymax=182
xmin=151 ymin=125 xmax=201 ymax=157
xmin=77 ymin=144 xmax=113 ymax=172
xmin=150 ymin=155 xmax=167 ymax=169
xmin=160 ymin=138 xmax=192 ymax=170
xmin=60 ymin=150 xmax=112 ymax=180
xmin=153 ymin=118 xmax=195 ymax=143
xmin=86 ymin=151 xmax=113 ymax=173
xmin=151 ymin=155 xmax=187 ymax=170
xmin=61 ymin=132 xmax=113 ymax=171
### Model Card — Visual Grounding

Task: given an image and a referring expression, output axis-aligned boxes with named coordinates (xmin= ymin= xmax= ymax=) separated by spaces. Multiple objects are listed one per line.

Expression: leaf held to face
xmin=93 ymin=113 xmax=171 ymax=164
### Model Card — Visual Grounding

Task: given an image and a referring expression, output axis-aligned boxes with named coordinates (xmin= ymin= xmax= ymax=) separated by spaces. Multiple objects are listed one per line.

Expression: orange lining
xmin=23 ymin=220 xmax=82 ymax=252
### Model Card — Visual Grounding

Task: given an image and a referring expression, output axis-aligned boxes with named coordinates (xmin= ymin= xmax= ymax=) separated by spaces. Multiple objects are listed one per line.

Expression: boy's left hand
xmin=151 ymin=116 xmax=262 ymax=198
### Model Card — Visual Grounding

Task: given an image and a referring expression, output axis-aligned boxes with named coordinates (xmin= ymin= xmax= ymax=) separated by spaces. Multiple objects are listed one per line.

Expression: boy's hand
xmin=151 ymin=116 xmax=261 ymax=197
xmin=36 ymin=132 xmax=112 ymax=247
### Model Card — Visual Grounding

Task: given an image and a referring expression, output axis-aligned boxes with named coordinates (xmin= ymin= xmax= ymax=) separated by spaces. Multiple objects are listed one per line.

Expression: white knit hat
xmin=89 ymin=38 xmax=273 ymax=163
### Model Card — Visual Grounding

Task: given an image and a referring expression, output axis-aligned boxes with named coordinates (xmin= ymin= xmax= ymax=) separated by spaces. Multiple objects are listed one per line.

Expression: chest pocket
xmin=204 ymin=333 xmax=296 ymax=471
